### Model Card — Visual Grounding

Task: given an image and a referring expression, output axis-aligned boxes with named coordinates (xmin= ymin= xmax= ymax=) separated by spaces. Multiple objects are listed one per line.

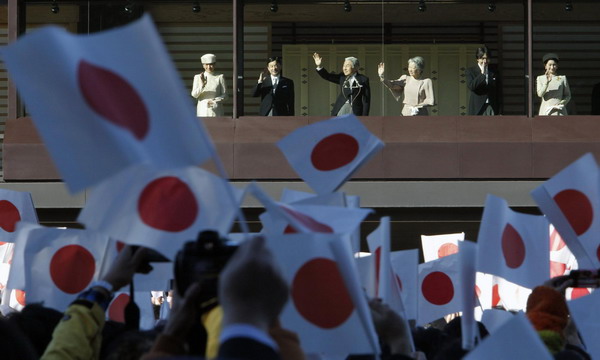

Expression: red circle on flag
xmin=437 ymin=243 xmax=459 ymax=258
xmin=475 ymin=285 xmax=481 ymax=298
xmin=501 ymin=224 xmax=526 ymax=269
xmin=395 ymin=274 xmax=403 ymax=291
xmin=553 ymin=189 xmax=594 ymax=236
xmin=549 ymin=229 xmax=566 ymax=251
xmin=310 ymin=133 xmax=360 ymax=171
xmin=550 ymin=261 xmax=567 ymax=278
xmin=492 ymin=284 xmax=501 ymax=307
xmin=49 ymin=245 xmax=95 ymax=294
xmin=15 ymin=290 xmax=26 ymax=306
xmin=421 ymin=271 xmax=454 ymax=305
xmin=0 ymin=200 xmax=21 ymax=232
xmin=116 ymin=241 xmax=125 ymax=253
xmin=571 ymin=288 xmax=590 ymax=300
xmin=281 ymin=207 xmax=334 ymax=233
xmin=108 ymin=293 xmax=130 ymax=323
xmin=291 ymin=258 xmax=354 ymax=329
xmin=78 ymin=60 xmax=149 ymax=140
xmin=138 ymin=177 xmax=199 ymax=232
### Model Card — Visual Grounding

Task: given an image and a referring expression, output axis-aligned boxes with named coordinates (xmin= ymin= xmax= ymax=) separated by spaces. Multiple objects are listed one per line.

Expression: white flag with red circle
xmin=463 ymin=312 xmax=553 ymax=360
xmin=277 ymin=114 xmax=384 ymax=195
xmin=79 ymin=165 xmax=243 ymax=260
xmin=390 ymin=249 xmax=419 ymax=321
xmin=531 ymin=153 xmax=600 ymax=269
xmin=280 ymin=189 xmax=347 ymax=207
xmin=476 ymin=195 xmax=550 ymax=289
xmin=567 ymin=287 xmax=600 ymax=360
xmin=417 ymin=253 xmax=463 ymax=325
xmin=549 ymin=224 xmax=575 ymax=278
xmin=0 ymin=189 xmax=38 ymax=243
xmin=0 ymin=15 xmax=216 ymax=193
xmin=21 ymin=226 xmax=111 ymax=311
xmin=266 ymin=233 xmax=377 ymax=356
xmin=421 ymin=232 xmax=464 ymax=262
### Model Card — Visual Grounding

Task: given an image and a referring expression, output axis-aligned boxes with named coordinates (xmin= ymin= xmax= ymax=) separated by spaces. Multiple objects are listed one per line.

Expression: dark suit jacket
xmin=253 ymin=76 xmax=295 ymax=116
xmin=466 ymin=65 xmax=500 ymax=115
xmin=317 ymin=68 xmax=370 ymax=116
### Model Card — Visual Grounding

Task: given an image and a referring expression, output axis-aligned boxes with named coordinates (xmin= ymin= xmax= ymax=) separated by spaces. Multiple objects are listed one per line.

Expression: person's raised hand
xmin=102 ymin=245 xmax=152 ymax=292
xmin=313 ymin=52 xmax=322 ymax=67
xmin=378 ymin=62 xmax=385 ymax=77
xmin=369 ymin=298 xmax=413 ymax=356
xmin=219 ymin=236 xmax=289 ymax=332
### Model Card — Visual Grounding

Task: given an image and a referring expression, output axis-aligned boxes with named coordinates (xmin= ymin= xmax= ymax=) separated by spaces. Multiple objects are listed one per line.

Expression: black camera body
xmin=568 ymin=269 xmax=600 ymax=288
xmin=174 ymin=230 xmax=238 ymax=307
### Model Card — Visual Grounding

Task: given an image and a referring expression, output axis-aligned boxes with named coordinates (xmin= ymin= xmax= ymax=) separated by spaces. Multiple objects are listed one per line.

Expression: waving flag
xmin=390 ymin=249 xmax=419 ymax=321
xmin=477 ymin=195 xmax=549 ymax=289
xmin=567 ymin=288 xmax=600 ymax=360
xmin=20 ymin=226 xmax=111 ymax=311
xmin=266 ymin=233 xmax=378 ymax=356
xmin=0 ymin=189 xmax=38 ymax=243
xmin=277 ymin=114 xmax=384 ymax=194
xmin=421 ymin=232 xmax=464 ymax=262
xmin=418 ymin=253 xmax=463 ymax=325
xmin=531 ymin=153 xmax=600 ymax=269
xmin=0 ymin=15 xmax=215 ymax=193
xmin=79 ymin=165 xmax=243 ymax=260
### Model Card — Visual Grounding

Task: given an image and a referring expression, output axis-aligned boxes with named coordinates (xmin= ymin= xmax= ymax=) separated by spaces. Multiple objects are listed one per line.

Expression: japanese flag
xmin=21 ymin=226 xmax=111 ymax=311
xmin=260 ymin=204 xmax=371 ymax=236
xmin=549 ymin=224 xmax=576 ymax=278
xmin=266 ymin=233 xmax=378 ymax=356
xmin=418 ymin=253 xmax=463 ymax=325
xmin=0 ymin=189 xmax=38 ymax=243
xmin=531 ymin=153 xmax=600 ymax=269
xmin=567 ymin=287 xmax=600 ymax=360
xmin=79 ymin=165 xmax=243 ymax=260
xmin=277 ymin=114 xmax=384 ymax=194
xmin=421 ymin=232 xmax=464 ymax=262
xmin=390 ymin=249 xmax=419 ymax=321
xmin=476 ymin=195 xmax=550 ymax=289
xmin=463 ymin=313 xmax=553 ymax=360
xmin=0 ymin=15 xmax=216 ymax=193
xmin=280 ymin=189 xmax=347 ymax=207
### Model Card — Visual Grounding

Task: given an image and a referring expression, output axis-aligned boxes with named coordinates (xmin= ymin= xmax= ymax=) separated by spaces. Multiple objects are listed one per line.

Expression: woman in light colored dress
xmin=536 ymin=53 xmax=571 ymax=116
xmin=191 ymin=53 xmax=227 ymax=117
xmin=377 ymin=56 xmax=435 ymax=116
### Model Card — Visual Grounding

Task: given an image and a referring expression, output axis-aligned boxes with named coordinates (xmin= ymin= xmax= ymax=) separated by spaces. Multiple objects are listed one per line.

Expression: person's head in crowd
xmin=413 ymin=326 xmax=447 ymax=360
xmin=408 ymin=56 xmax=425 ymax=79
xmin=102 ymin=329 xmax=159 ymax=360
xmin=442 ymin=316 xmax=489 ymax=341
xmin=201 ymin=53 xmax=217 ymax=74
xmin=267 ymin=57 xmax=282 ymax=77
xmin=0 ymin=318 xmax=38 ymax=360
xmin=543 ymin=53 xmax=560 ymax=75
xmin=476 ymin=46 xmax=491 ymax=66
xmin=343 ymin=56 xmax=359 ymax=76
xmin=6 ymin=303 xmax=63 ymax=357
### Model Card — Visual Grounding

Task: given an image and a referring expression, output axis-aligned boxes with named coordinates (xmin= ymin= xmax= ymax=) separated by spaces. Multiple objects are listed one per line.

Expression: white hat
xmin=201 ymin=53 xmax=217 ymax=64
xmin=344 ymin=56 xmax=360 ymax=68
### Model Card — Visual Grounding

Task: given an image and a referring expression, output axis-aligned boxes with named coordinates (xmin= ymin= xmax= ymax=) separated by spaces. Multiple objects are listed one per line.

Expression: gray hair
xmin=344 ymin=56 xmax=360 ymax=68
xmin=408 ymin=56 xmax=425 ymax=71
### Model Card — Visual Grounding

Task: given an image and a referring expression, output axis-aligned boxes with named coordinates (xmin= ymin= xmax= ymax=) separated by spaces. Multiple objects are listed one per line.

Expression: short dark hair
xmin=476 ymin=46 xmax=490 ymax=60
xmin=268 ymin=56 xmax=282 ymax=65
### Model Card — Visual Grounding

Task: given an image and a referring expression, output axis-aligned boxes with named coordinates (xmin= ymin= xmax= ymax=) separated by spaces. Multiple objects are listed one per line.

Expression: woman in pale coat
xmin=536 ymin=53 xmax=571 ymax=116
xmin=377 ymin=56 xmax=435 ymax=116
xmin=191 ymin=53 xmax=227 ymax=117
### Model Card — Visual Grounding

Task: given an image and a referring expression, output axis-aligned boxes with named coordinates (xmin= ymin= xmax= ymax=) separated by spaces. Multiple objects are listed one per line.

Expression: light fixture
xmin=51 ymin=0 xmax=60 ymax=14
xmin=270 ymin=0 xmax=278 ymax=12
xmin=124 ymin=1 xmax=134 ymax=14
xmin=488 ymin=2 xmax=496 ymax=12
xmin=344 ymin=0 xmax=352 ymax=12
xmin=192 ymin=1 xmax=201 ymax=12
xmin=565 ymin=2 xmax=573 ymax=11
xmin=418 ymin=0 xmax=426 ymax=12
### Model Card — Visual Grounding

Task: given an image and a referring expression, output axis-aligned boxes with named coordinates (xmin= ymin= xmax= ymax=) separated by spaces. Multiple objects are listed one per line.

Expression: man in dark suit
xmin=466 ymin=46 xmax=500 ymax=115
xmin=313 ymin=52 xmax=370 ymax=116
xmin=253 ymin=57 xmax=295 ymax=116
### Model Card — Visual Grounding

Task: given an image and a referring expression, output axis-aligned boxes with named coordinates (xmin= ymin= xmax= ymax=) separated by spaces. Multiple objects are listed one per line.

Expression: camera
xmin=568 ymin=269 xmax=600 ymax=288
xmin=174 ymin=230 xmax=238 ymax=309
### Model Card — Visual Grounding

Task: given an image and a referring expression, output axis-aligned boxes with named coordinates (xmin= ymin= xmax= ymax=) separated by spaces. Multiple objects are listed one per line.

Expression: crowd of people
xmin=192 ymin=46 xmax=575 ymax=118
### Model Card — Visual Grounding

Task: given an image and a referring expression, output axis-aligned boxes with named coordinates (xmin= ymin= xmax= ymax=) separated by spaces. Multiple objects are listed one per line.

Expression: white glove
xmin=410 ymin=106 xmax=420 ymax=116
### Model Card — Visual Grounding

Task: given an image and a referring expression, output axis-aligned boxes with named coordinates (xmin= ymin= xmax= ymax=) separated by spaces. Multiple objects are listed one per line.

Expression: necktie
xmin=272 ymin=78 xmax=278 ymax=93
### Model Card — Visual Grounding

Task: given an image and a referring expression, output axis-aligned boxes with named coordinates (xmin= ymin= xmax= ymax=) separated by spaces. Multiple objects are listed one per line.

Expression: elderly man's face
xmin=343 ymin=60 xmax=357 ymax=76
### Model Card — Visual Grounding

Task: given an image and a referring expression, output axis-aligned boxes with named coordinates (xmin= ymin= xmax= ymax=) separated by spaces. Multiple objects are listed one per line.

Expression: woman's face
xmin=408 ymin=62 xmax=422 ymax=79
xmin=545 ymin=60 xmax=558 ymax=75
xmin=203 ymin=63 xmax=215 ymax=73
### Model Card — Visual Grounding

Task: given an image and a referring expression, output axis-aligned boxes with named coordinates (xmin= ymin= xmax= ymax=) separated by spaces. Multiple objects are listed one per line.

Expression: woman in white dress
xmin=377 ymin=56 xmax=435 ymax=116
xmin=536 ymin=53 xmax=571 ymax=116
xmin=191 ymin=53 xmax=227 ymax=117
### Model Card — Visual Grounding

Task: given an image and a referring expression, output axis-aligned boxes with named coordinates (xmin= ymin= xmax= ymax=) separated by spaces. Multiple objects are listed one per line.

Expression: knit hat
xmin=526 ymin=286 xmax=569 ymax=334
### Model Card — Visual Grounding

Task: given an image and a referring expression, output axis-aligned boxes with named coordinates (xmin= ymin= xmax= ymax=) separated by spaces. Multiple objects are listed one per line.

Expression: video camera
xmin=174 ymin=230 xmax=238 ymax=309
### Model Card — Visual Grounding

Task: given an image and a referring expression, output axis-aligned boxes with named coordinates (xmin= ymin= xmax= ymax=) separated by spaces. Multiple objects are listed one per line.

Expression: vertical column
xmin=525 ymin=0 xmax=533 ymax=117
xmin=7 ymin=0 xmax=25 ymax=121
xmin=233 ymin=0 xmax=244 ymax=118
